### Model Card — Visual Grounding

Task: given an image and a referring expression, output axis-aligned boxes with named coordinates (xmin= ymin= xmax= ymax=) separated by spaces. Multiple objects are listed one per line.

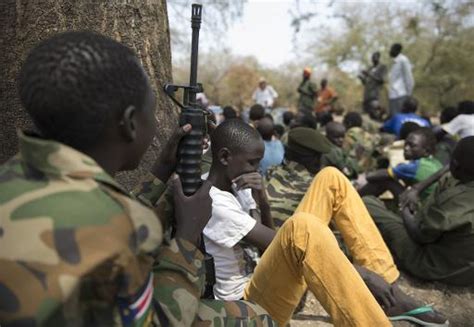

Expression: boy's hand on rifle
xmin=151 ymin=124 xmax=192 ymax=183
xmin=172 ymin=178 xmax=213 ymax=247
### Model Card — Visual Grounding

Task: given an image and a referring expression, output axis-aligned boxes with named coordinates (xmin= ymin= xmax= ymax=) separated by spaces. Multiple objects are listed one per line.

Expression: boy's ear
xmin=120 ymin=105 xmax=137 ymax=142
xmin=218 ymin=147 xmax=231 ymax=166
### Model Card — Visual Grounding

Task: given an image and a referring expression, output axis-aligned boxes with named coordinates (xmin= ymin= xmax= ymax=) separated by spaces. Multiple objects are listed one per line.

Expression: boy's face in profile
xmin=226 ymin=141 xmax=264 ymax=180
xmin=404 ymin=133 xmax=429 ymax=160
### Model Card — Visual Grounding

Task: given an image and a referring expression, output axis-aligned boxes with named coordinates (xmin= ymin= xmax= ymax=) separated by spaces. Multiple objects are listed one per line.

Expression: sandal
xmin=389 ymin=305 xmax=449 ymax=326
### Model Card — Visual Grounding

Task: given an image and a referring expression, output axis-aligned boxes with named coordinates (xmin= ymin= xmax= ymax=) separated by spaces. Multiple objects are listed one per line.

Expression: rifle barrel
xmin=189 ymin=4 xmax=202 ymax=104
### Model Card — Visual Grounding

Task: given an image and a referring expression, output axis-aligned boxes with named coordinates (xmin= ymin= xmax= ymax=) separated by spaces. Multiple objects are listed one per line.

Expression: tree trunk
xmin=0 ymin=0 xmax=178 ymax=188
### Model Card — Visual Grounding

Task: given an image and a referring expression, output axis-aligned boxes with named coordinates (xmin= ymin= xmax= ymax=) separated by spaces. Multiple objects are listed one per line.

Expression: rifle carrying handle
xmin=176 ymin=107 xmax=205 ymax=196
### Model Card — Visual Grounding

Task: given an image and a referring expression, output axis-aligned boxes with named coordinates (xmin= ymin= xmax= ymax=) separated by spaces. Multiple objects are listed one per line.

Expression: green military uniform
xmin=321 ymin=145 xmax=359 ymax=180
xmin=361 ymin=113 xmax=383 ymax=134
xmin=363 ymin=176 xmax=474 ymax=286
xmin=297 ymin=79 xmax=317 ymax=112
xmin=434 ymin=135 xmax=457 ymax=166
xmin=266 ymin=161 xmax=313 ymax=227
xmin=361 ymin=64 xmax=387 ymax=107
xmin=0 ymin=132 xmax=274 ymax=326
xmin=344 ymin=126 xmax=382 ymax=173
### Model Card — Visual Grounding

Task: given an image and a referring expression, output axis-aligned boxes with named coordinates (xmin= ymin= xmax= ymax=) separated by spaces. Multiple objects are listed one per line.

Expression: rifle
xmin=163 ymin=3 xmax=215 ymax=299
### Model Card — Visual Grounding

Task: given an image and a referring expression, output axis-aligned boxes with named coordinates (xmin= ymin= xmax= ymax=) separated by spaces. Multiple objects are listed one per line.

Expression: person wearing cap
xmin=252 ymin=77 xmax=278 ymax=109
xmin=297 ymin=67 xmax=318 ymax=112
xmin=266 ymin=127 xmax=332 ymax=227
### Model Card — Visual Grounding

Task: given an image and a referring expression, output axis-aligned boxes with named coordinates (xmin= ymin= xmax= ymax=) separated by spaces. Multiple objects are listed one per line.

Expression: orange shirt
xmin=315 ymin=87 xmax=337 ymax=113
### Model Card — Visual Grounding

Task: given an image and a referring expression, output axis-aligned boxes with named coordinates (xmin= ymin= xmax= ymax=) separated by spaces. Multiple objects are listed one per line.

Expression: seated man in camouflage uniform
xmin=0 ymin=32 xmax=273 ymax=326
xmin=266 ymin=128 xmax=329 ymax=227
xmin=320 ymin=121 xmax=359 ymax=179
xmin=364 ymin=136 xmax=474 ymax=286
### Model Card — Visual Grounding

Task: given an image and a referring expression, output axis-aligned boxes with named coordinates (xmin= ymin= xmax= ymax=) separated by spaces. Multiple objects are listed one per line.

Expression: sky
xmin=169 ymin=0 xmax=334 ymax=68
xmin=169 ymin=0 xmax=422 ymax=69
xmin=222 ymin=0 xmax=338 ymax=68
xmin=226 ymin=1 xmax=298 ymax=68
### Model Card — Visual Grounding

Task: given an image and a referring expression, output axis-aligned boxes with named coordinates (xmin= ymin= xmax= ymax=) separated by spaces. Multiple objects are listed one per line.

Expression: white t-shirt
xmin=442 ymin=114 xmax=474 ymax=139
xmin=252 ymin=85 xmax=278 ymax=108
xmin=203 ymin=185 xmax=257 ymax=300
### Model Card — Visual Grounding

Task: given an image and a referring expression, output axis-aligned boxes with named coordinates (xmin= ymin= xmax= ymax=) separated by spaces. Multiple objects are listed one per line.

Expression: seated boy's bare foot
xmin=384 ymin=284 xmax=447 ymax=324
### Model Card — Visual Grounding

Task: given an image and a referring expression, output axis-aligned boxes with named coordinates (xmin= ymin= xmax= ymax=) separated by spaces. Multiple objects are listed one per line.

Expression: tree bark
xmin=0 ymin=0 xmax=178 ymax=188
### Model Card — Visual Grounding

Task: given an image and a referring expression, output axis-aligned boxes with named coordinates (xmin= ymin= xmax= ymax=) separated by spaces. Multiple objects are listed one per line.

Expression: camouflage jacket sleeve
xmin=132 ymin=172 xmax=168 ymax=208
xmin=152 ymin=238 xmax=205 ymax=326
xmin=132 ymin=172 xmax=174 ymax=231
xmin=133 ymin=174 xmax=207 ymax=325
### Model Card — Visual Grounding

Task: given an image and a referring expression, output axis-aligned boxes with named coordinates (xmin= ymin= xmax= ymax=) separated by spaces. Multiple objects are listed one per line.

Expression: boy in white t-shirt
xmin=203 ymin=120 xmax=447 ymax=326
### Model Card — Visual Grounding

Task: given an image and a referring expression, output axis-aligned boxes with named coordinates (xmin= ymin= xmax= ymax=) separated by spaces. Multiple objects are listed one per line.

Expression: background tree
xmin=292 ymin=1 xmax=474 ymax=114
xmin=168 ymin=0 xmax=246 ymax=57
xmin=170 ymin=1 xmax=474 ymax=116
xmin=173 ymin=52 xmax=307 ymax=111
xmin=0 ymin=0 xmax=176 ymax=188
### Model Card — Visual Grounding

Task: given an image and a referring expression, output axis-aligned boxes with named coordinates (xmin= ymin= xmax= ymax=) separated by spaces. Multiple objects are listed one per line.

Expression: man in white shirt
xmin=388 ymin=43 xmax=414 ymax=116
xmin=202 ymin=119 xmax=446 ymax=326
xmin=252 ymin=78 xmax=278 ymax=109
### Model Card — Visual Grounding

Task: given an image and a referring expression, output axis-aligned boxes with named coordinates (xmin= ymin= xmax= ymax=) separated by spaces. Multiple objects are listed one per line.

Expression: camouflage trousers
xmin=153 ymin=238 xmax=277 ymax=327
xmin=192 ymin=300 xmax=276 ymax=326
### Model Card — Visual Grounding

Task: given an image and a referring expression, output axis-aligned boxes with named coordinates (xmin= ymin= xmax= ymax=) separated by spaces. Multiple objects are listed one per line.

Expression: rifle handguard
xmin=176 ymin=107 xmax=206 ymax=196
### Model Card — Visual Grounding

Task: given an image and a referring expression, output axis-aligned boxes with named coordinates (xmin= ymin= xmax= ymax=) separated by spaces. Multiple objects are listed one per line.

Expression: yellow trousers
xmin=244 ymin=167 xmax=397 ymax=326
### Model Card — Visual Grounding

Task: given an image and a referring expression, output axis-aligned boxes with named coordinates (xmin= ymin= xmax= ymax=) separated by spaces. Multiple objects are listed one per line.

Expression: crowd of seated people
xmin=198 ymin=94 xmax=470 ymax=326
xmin=196 ymin=95 xmax=473 ymax=326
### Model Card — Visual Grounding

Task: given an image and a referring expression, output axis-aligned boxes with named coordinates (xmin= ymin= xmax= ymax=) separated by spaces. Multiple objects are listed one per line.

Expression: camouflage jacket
xmin=0 ymin=132 xmax=274 ymax=327
xmin=344 ymin=127 xmax=382 ymax=173
xmin=361 ymin=114 xmax=383 ymax=134
xmin=320 ymin=145 xmax=359 ymax=180
xmin=266 ymin=161 xmax=313 ymax=227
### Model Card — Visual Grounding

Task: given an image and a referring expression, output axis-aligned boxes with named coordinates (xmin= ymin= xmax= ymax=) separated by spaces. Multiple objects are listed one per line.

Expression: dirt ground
xmin=290 ymin=273 xmax=474 ymax=326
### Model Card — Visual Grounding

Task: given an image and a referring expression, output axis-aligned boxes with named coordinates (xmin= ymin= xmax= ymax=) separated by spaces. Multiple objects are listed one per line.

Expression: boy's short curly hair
xmin=19 ymin=31 xmax=148 ymax=150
